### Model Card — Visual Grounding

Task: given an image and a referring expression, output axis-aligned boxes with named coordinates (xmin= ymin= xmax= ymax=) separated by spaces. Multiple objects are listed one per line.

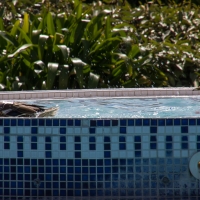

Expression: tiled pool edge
xmin=0 ymin=87 xmax=200 ymax=100
xmin=1 ymin=88 xmax=200 ymax=199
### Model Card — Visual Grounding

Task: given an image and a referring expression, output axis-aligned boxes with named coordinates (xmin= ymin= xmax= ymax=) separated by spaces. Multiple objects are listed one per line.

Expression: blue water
xmin=23 ymin=96 xmax=200 ymax=118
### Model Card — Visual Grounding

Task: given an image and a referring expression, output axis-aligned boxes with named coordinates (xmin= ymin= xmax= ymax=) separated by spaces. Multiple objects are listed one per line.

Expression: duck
xmin=0 ymin=101 xmax=58 ymax=117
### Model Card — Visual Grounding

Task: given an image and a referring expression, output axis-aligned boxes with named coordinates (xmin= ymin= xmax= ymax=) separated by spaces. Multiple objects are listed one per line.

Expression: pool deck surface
xmin=0 ymin=87 xmax=200 ymax=100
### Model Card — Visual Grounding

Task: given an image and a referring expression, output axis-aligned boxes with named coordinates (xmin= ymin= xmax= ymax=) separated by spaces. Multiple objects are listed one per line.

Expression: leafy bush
xmin=0 ymin=0 xmax=200 ymax=90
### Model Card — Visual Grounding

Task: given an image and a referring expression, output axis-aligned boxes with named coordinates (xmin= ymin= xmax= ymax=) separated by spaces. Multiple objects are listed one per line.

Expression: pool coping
xmin=0 ymin=87 xmax=200 ymax=100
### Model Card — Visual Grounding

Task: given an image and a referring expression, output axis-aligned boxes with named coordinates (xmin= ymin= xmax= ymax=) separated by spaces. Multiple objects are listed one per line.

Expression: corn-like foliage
xmin=0 ymin=0 xmax=200 ymax=90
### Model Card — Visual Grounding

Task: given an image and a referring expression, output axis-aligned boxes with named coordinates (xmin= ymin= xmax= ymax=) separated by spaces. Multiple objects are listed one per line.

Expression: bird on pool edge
xmin=0 ymin=102 xmax=58 ymax=117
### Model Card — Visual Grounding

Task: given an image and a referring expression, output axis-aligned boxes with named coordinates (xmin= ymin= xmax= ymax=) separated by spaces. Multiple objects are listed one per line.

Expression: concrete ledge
xmin=0 ymin=87 xmax=199 ymax=100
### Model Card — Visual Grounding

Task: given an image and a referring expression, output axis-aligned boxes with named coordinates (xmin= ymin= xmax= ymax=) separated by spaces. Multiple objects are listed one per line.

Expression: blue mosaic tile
xmin=60 ymin=127 xmax=66 ymax=134
xmin=181 ymin=126 xmax=188 ymax=133
xmin=89 ymin=127 xmax=95 ymax=134
xmin=174 ymin=119 xmax=180 ymax=125
xmin=39 ymin=119 xmax=44 ymax=126
xmin=135 ymin=119 xmax=142 ymax=126
xmin=120 ymin=127 xmax=126 ymax=134
xmin=143 ymin=119 xmax=150 ymax=126
xmin=31 ymin=127 xmax=38 ymax=134
xmin=97 ymin=120 xmax=103 ymax=126
xmin=128 ymin=119 xmax=134 ymax=126
xmin=4 ymin=127 xmax=10 ymax=134
xmin=150 ymin=126 xmax=157 ymax=133
xmin=25 ymin=119 xmax=30 ymax=126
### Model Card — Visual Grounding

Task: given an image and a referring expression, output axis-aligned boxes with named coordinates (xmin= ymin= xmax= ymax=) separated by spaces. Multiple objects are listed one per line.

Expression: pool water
xmin=24 ymin=96 xmax=200 ymax=118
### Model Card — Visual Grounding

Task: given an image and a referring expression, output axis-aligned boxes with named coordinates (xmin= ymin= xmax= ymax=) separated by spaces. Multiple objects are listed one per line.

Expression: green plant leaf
xmin=47 ymin=12 xmax=55 ymax=35
xmin=47 ymin=62 xmax=59 ymax=90
xmin=22 ymin=12 xmax=29 ymax=34
xmin=88 ymin=72 xmax=99 ymax=88
xmin=38 ymin=34 xmax=49 ymax=60
xmin=71 ymin=58 xmax=86 ymax=89
xmin=8 ymin=44 xmax=33 ymax=58
xmin=59 ymin=64 xmax=69 ymax=89
xmin=57 ymin=45 xmax=70 ymax=64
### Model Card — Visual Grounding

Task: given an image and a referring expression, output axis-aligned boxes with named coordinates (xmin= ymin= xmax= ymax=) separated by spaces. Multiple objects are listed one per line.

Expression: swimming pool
xmin=0 ymin=88 xmax=200 ymax=199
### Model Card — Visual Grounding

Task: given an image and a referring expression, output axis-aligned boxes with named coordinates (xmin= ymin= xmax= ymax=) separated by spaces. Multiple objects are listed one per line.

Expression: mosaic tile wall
xmin=0 ymin=117 xmax=200 ymax=199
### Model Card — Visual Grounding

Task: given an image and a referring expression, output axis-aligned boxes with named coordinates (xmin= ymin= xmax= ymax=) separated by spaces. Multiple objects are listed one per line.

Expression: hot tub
xmin=0 ymin=88 xmax=200 ymax=199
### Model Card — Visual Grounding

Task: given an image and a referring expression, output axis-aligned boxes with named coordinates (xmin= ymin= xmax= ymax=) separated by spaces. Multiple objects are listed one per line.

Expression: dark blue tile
xmin=150 ymin=136 xmax=157 ymax=141
xmin=166 ymin=143 xmax=172 ymax=149
xmin=197 ymin=119 xmax=200 ymax=125
xmin=89 ymin=127 xmax=95 ymax=134
xmin=67 ymin=159 xmax=73 ymax=166
xmin=104 ymin=136 xmax=110 ymax=142
xmin=143 ymin=119 xmax=150 ymax=126
xmin=135 ymin=136 xmax=141 ymax=142
xmin=60 ymin=144 xmax=66 ymax=150
xmin=17 ymin=136 xmax=23 ymax=142
xmin=31 ymin=119 xmax=37 ymax=126
xmin=120 ymin=127 xmax=126 ymax=134
xmin=17 ymin=143 xmax=23 ymax=149
xmin=166 ymin=119 xmax=173 ymax=125
xmin=25 ymin=119 xmax=30 ymax=126
xmin=97 ymin=120 xmax=103 ymax=126
xmin=197 ymin=136 xmax=200 ymax=141
xmin=4 ymin=119 xmax=10 ymax=126
xmin=112 ymin=159 xmax=118 ymax=165
xmin=189 ymin=119 xmax=196 ymax=125
xmin=17 ymin=151 xmax=23 ymax=157
xmin=105 ymin=159 xmax=111 ymax=166
xmin=45 ymin=137 xmax=51 ymax=142
xmin=0 ymin=119 xmax=3 ymax=126
xmin=150 ymin=143 xmax=157 ymax=149
xmin=60 ymin=127 xmax=66 ymax=134
xmin=104 ymin=151 xmax=111 ymax=158
xmin=135 ymin=151 xmax=141 ymax=157
xmin=90 ymin=120 xmax=96 ymax=127
xmin=74 ymin=136 xmax=81 ymax=142
xmin=4 ymin=143 xmax=10 ymax=149
xmin=119 ymin=143 xmax=126 ymax=150
xmin=181 ymin=126 xmax=188 ymax=133
xmin=151 ymin=119 xmax=157 ymax=126
xmin=182 ymin=136 xmax=188 ymax=141
xmin=89 ymin=144 xmax=95 ymax=150
xmin=166 ymin=150 xmax=173 ymax=157
xmin=4 ymin=136 xmax=10 ymax=141
xmin=60 ymin=159 xmax=66 ymax=165
xmin=53 ymin=119 xmax=59 ymax=126
xmin=112 ymin=120 xmax=118 ymax=126
xmin=60 ymin=119 xmax=66 ymax=126
xmin=45 ymin=151 xmax=52 ymax=158
xmin=128 ymin=119 xmax=134 ymax=126
xmin=75 ymin=152 xmax=81 ymax=158
xmin=181 ymin=119 xmax=188 ymax=125
xmin=119 ymin=136 xmax=126 ymax=142
xmin=75 ymin=119 xmax=81 ymax=126
xmin=31 ymin=127 xmax=38 ymax=134
xmin=104 ymin=120 xmax=110 ymax=126
xmin=11 ymin=119 xmax=16 ymax=126
xmin=181 ymin=143 xmax=188 ymax=149
xmin=150 ymin=127 xmax=157 ymax=133
xmin=60 ymin=136 xmax=66 ymax=142
xmin=135 ymin=119 xmax=142 ymax=126
xmin=89 ymin=136 xmax=95 ymax=142
xmin=158 ymin=119 xmax=165 ymax=126
xmin=120 ymin=119 xmax=126 ymax=126
xmin=68 ymin=119 xmax=73 ymax=126
xmin=135 ymin=144 xmax=141 ymax=150
xmin=45 ymin=144 xmax=51 ymax=150
xmin=4 ymin=127 xmax=10 ymax=134
xmin=46 ymin=119 xmax=52 ymax=126
xmin=166 ymin=136 xmax=172 ymax=141
xmin=39 ymin=119 xmax=44 ymax=126
xmin=75 ymin=144 xmax=81 ymax=150
xmin=174 ymin=119 xmax=180 ymax=125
